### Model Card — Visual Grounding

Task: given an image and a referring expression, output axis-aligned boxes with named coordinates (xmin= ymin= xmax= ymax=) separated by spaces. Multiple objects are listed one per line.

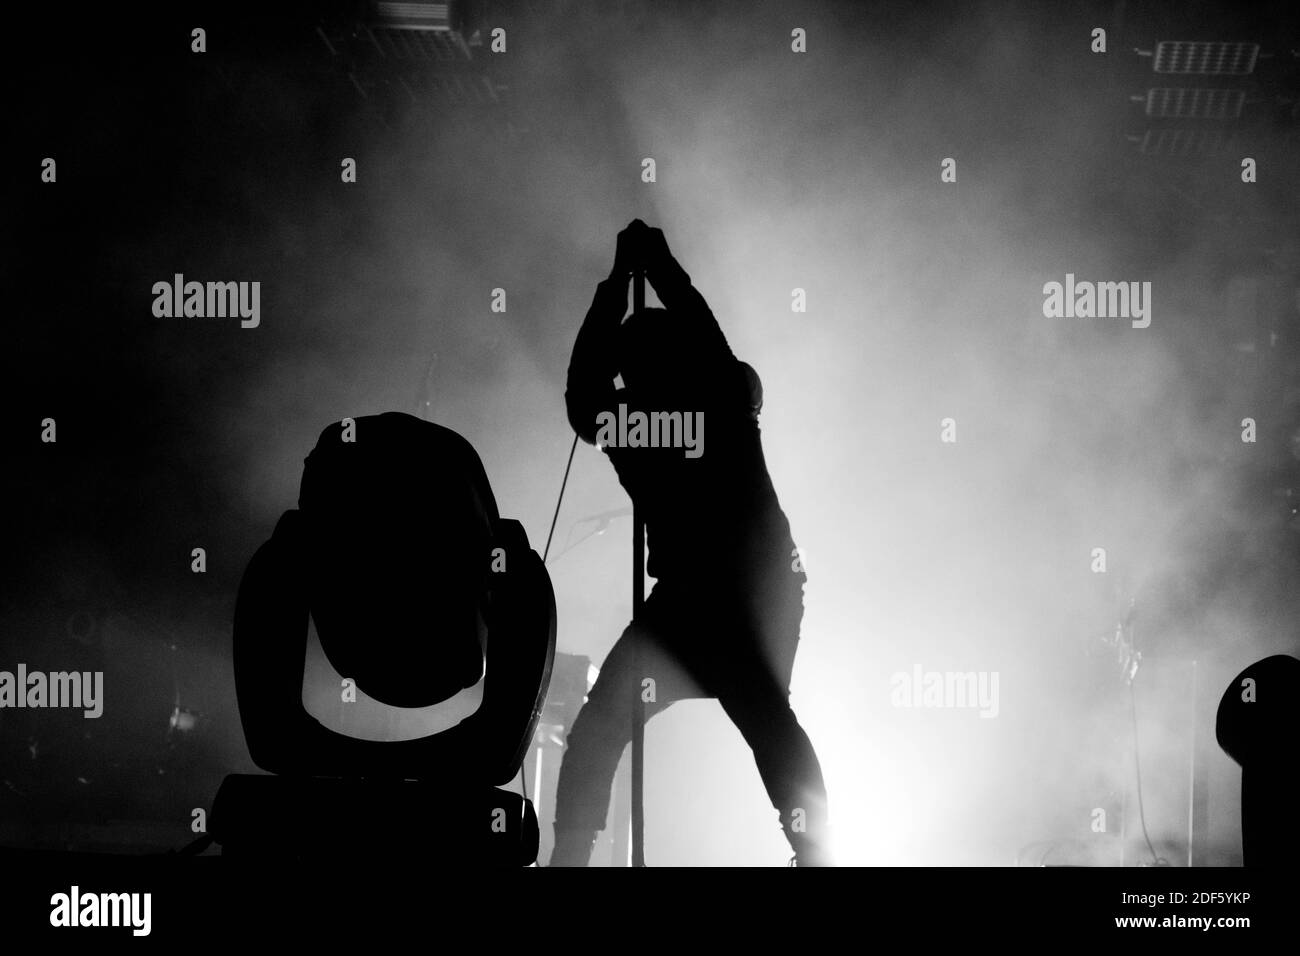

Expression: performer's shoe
xmin=786 ymin=827 xmax=835 ymax=866
xmin=788 ymin=846 xmax=835 ymax=866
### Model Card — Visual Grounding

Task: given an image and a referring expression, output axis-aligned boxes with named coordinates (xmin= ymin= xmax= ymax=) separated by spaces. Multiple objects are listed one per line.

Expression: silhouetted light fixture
xmin=370 ymin=1 xmax=454 ymax=32
xmin=1140 ymin=87 xmax=1246 ymax=120
xmin=1151 ymin=41 xmax=1259 ymax=76
xmin=1130 ymin=127 xmax=1240 ymax=157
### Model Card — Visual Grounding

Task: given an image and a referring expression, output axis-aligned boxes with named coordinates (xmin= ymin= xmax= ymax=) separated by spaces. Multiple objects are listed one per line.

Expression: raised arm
xmin=643 ymin=228 xmax=736 ymax=368
xmin=565 ymin=275 xmax=627 ymax=444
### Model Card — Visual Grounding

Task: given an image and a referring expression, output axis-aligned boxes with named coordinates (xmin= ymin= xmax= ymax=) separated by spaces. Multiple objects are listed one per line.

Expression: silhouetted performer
xmin=550 ymin=220 xmax=830 ymax=865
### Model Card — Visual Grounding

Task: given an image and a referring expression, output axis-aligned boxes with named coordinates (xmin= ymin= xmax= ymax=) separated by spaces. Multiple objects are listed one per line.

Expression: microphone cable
xmin=516 ymin=430 xmax=580 ymax=819
xmin=542 ymin=433 xmax=580 ymax=564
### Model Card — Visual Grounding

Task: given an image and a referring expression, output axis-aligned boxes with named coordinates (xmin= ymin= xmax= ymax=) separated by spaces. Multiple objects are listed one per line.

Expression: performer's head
xmin=619 ymin=308 xmax=763 ymax=419
xmin=618 ymin=307 xmax=708 ymax=397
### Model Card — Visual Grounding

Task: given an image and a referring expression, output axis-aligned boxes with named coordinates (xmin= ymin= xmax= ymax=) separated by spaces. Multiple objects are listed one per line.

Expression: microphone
xmin=544 ymin=506 xmax=634 ymax=564
xmin=577 ymin=506 xmax=633 ymax=532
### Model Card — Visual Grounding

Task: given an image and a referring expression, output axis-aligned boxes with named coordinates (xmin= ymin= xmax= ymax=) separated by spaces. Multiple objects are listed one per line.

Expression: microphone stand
xmin=630 ymin=262 xmax=647 ymax=868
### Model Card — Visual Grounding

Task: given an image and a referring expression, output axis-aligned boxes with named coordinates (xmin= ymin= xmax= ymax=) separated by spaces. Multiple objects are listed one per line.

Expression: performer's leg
xmin=550 ymin=609 xmax=675 ymax=866
xmin=701 ymin=577 xmax=832 ymax=864
xmin=714 ymin=653 xmax=830 ymax=863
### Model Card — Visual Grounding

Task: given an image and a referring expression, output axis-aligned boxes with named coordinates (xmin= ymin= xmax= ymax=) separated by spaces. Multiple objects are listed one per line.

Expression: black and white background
xmin=2 ymin=0 xmax=1296 ymax=938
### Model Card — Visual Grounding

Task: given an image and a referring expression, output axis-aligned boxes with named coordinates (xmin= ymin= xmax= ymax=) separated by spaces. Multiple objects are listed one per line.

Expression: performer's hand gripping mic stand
xmin=630 ymin=259 xmax=647 ymax=868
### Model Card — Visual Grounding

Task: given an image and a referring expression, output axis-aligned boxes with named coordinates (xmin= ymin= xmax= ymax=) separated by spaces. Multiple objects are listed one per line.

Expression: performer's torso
xmin=603 ymin=380 xmax=796 ymax=582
